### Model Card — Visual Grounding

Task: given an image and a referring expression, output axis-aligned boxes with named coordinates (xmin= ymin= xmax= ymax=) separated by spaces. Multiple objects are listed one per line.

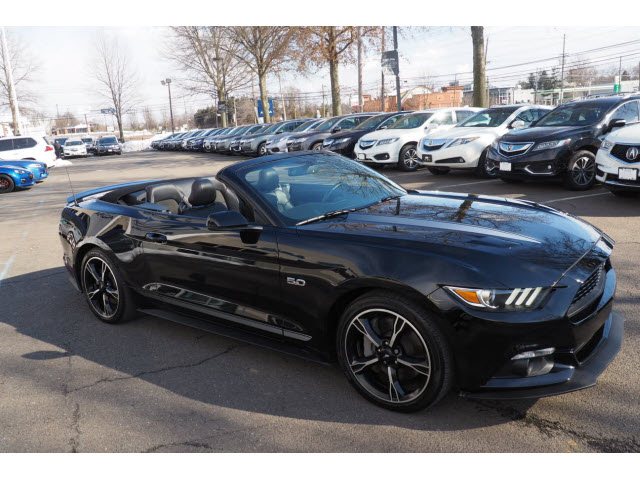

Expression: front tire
xmin=475 ymin=149 xmax=498 ymax=178
xmin=563 ymin=150 xmax=596 ymax=191
xmin=257 ymin=142 xmax=267 ymax=157
xmin=311 ymin=142 xmax=323 ymax=151
xmin=0 ymin=175 xmax=15 ymax=193
xmin=337 ymin=290 xmax=454 ymax=412
xmin=80 ymin=248 xmax=137 ymax=324
xmin=398 ymin=144 xmax=420 ymax=171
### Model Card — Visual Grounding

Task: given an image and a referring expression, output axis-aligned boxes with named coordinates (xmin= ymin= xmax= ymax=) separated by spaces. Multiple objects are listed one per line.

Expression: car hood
xmin=326 ymin=128 xmax=371 ymax=141
xmin=299 ymin=192 xmax=603 ymax=287
xmin=426 ymin=126 xmax=504 ymax=140
xmin=502 ymin=125 xmax=595 ymax=143
xmin=0 ymin=160 xmax=44 ymax=168
xmin=360 ymin=127 xmax=421 ymax=141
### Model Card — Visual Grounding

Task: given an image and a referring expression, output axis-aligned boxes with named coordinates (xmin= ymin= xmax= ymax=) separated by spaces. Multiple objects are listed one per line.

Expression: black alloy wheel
xmin=0 ymin=175 xmax=15 ymax=194
xmin=337 ymin=291 xmax=454 ymax=412
xmin=398 ymin=144 xmax=420 ymax=171
xmin=564 ymin=150 xmax=596 ymax=190
xmin=81 ymin=249 xmax=136 ymax=324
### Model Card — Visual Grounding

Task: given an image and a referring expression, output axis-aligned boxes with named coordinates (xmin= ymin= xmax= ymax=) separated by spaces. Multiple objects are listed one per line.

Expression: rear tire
xmin=80 ymin=248 xmax=138 ymax=324
xmin=563 ymin=150 xmax=596 ymax=191
xmin=427 ymin=166 xmax=450 ymax=175
xmin=398 ymin=144 xmax=420 ymax=171
xmin=337 ymin=290 xmax=454 ymax=412
xmin=0 ymin=175 xmax=15 ymax=194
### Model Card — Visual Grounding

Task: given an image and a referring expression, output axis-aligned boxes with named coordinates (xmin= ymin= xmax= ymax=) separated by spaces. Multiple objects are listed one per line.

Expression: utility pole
xmin=357 ymin=26 xmax=363 ymax=113
xmin=1 ymin=26 xmax=21 ymax=136
xmin=393 ymin=26 xmax=402 ymax=112
xmin=85 ymin=114 xmax=90 ymax=134
xmin=252 ymin=77 xmax=258 ymax=123
xmin=322 ymin=84 xmax=326 ymax=117
xmin=278 ymin=74 xmax=287 ymax=121
xmin=381 ymin=27 xmax=386 ymax=112
xmin=161 ymin=78 xmax=175 ymax=133
xmin=559 ymin=33 xmax=566 ymax=105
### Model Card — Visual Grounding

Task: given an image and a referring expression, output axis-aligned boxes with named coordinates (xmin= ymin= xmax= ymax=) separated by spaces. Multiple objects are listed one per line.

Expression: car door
xmin=135 ymin=195 xmax=284 ymax=338
xmin=0 ymin=139 xmax=15 ymax=159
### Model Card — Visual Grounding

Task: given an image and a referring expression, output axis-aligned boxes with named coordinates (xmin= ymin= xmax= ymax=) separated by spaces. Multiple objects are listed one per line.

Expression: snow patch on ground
xmin=122 ymin=139 xmax=153 ymax=153
xmin=52 ymin=159 xmax=73 ymax=168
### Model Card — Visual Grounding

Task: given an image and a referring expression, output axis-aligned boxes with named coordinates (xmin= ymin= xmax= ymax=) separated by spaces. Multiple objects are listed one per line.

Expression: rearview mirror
xmin=510 ymin=120 xmax=526 ymax=129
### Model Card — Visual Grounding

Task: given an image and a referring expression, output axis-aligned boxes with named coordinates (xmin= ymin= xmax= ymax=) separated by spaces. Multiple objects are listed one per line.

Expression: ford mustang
xmin=58 ymin=152 xmax=623 ymax=411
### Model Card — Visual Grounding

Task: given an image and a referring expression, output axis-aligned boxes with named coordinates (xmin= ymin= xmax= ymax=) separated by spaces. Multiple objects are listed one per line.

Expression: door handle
xmin=145 ymin=233 xmax=167 ymax=244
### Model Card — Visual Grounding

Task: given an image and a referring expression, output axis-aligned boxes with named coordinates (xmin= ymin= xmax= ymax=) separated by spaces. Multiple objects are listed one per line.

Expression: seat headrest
xmin=189 ymin=179 xmax=217 ymax=206
xmin=258 ymin=167 xmax=280 ymax=192
xmin=146 ymin=183 xmax=186 ymax=204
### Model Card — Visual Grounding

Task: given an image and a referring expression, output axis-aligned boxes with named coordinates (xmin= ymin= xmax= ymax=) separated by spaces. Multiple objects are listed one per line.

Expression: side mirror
xmin=332 ymin=126 xmax=342 ymax=133
xmin=510 ymin=120 xmax=526 ymax=129
xmin=608 ymin=118 xmax=626 ymax=132
xmin=275 ymin=130 xmax=284 ymax=134
xmin=379 ymin=125 xmax=388 ymax=130
xmin=207 ymin=211 xmax=262 ymax=243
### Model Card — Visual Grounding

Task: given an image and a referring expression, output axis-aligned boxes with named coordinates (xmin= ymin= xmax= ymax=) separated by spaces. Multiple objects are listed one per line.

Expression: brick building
xmin=363 ymin=85 xmax=464 ymax=112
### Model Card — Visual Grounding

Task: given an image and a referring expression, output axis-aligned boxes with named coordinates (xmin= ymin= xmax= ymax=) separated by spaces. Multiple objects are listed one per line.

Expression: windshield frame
xmin=534 ymin=101 xmax=612 ymax=127
xmin=387 ymin=112 xmax=434 ymax=130
xmin=456 ymin=107 xmax=519 ymax=128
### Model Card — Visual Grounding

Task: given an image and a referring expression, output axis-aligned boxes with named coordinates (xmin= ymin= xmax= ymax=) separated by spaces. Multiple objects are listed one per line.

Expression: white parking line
xmin=0 ymin=256 xmax=15 ymax=286
xmin=433 ymin=179 xmax=500 ymax=189
xmin=542 ymin=192 xmax=610 ymax=204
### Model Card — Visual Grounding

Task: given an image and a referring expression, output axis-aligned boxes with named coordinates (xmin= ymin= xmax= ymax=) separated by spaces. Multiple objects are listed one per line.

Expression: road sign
xmin=257 ymin=98 xmax=274 ymax=118
xmin=217 ymin=101 xmax=227 ymax=113
xmin=381 ymin=50 xmax=399 ymax=76
xmin=100 ymin=108 xmax=116 ymax=115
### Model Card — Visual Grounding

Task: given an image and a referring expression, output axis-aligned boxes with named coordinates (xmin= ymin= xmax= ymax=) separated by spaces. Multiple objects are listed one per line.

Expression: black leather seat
xmin=145 ymin=183 xmax=190 ymax=215
xmin=257 ymin=168 xmax=292 ymax=213
xmin=184 ymin=179 xmax=228 ymax=218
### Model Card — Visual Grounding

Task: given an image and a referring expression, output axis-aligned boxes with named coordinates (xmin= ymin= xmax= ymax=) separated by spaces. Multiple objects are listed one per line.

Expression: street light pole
xmin=393 ymin=26 xmax=402 ymax=112
xmin=161 ymin=79 xmax=175 ymax=133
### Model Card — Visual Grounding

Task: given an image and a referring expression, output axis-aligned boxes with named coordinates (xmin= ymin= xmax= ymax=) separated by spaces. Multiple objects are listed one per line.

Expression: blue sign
xmin=257 ymin=98 xmax=274 ymax=118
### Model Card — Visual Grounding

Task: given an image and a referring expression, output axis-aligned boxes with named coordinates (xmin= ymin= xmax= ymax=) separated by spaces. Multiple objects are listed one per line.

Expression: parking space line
xmin=0 ymin=256 xmax=15 ymax=286
xmin=433 ymin=179 xmax=500 ymax=189
xmin=542 ymin=192 xmax=610 ymax=204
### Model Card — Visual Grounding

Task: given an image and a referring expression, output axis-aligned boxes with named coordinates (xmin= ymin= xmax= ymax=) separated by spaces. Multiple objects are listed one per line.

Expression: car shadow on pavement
xmin=0 ymin=266 xmax=551 ymax=437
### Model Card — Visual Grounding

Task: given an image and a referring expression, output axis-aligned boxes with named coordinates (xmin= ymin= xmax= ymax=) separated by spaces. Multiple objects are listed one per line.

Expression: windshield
xmin=294 ymin=120 xmax=322 ymax=132
xmin=535 ymin=103 xmax=609 ymax=127
xmin=315 ymin=118 xmax=341 ymax=132
xmin=457 ymin=108 xmax=518 ymax=128
xmin=99 ymin=137 xmax=118 ymax=145
xmin=357 ymin=114 xmax=402 ymax=131
xmin=81 ymin=138 xmax=92 ymax=143
xmin=66 ymin=140 xmax=83 ymax=146
xmin=239 ymin=154 xmax=406 ymax=226
xmin=389 ymin=113 xmax=434 ymax=129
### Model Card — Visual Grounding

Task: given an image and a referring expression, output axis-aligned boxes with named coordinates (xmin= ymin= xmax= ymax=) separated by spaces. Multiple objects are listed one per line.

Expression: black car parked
xmin=95 ymin=136 xmax=122 ymax=156
xmin=287 ymin=114 xmax=376 ymax=152
xmin=322 ymin=112 xmax=410 ymax=158
xmin=487 ymin=94 xmax=640 ymax=190
xmin=59 ymin=152 xmax=622 ymax=412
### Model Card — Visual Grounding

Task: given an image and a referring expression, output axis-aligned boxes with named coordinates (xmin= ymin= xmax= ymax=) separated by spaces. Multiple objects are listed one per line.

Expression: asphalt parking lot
xmin=1 ymin=150 xmax=639 ymax=453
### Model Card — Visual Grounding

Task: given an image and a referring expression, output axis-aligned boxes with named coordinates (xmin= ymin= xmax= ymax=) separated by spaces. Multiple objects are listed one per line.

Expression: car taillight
xmin=45 ymin=145 xmax=54 ymax=152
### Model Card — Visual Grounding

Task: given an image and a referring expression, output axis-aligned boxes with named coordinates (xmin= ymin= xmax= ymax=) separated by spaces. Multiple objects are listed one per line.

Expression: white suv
xmin=0 ymin=136 xmax=57 ymax=167
xmin=596 ymin=122 xmax=640 ymax=197
xmin=353 ymin=108 xmax=480 ymax=171
xmin=62 ymin=139 xmax=88 ymax=158
xmin=417 ymin=105 xmax=552 ymax=177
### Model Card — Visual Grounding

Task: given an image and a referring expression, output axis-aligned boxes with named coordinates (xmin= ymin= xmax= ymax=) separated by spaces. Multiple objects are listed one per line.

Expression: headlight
xmin=334 ymin=137 xmax=351 ymax=145
xmin=444 ymin=286 xmax=551 ymax=311
xmin=323 ymin=139 xmax=334 ymax=147
xmin=599 ymin=140 xmax=615 ymax=151
xmin=532 ymin=139 xmax=571 ymax=151
xmin=377 ymin=137 xmax=399 ymax=146
xmin=447 ymin=137 xmax=480 ymax=148
xmin=14 ymin=169 xmax=27 ymax=174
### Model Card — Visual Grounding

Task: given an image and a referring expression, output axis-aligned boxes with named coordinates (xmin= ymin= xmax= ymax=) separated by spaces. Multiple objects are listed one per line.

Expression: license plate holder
xmin=422 ymin=154 xmax=432 ymax=163
xmin=618 ymin=167 xmax=638 ymax=181
xmin=500 ymin=162 xmax=512 ymax=172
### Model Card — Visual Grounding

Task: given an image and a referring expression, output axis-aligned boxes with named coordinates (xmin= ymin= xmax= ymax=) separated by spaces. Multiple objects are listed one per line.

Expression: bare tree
xmin=471 ymin=26 xmax=488 ymax=108
xmin=94 ymin=33 xmax=138 ymax=142
xmin=0 ymin=28 xmax=38 ymax=127
xmin=142 ymin=106 xmax=156 ymax=131
xmin=228 ymin=26 xmax=296 ymax=123
xmin=167 ymin=27 xmax=250 ymax=128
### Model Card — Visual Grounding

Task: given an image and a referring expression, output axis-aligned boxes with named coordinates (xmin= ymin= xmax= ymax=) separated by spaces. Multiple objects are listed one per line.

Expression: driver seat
xmin=257 ymin=167 xmax=293 ymax=213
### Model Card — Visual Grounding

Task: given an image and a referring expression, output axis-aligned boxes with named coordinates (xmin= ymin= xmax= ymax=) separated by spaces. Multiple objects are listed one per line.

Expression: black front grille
xmin=611 ymin=144 xmax=640 ymax=163
xmin=499 ymin=143 xmax=533 ymax=157
xmin=572 ymin=266 xmax=602 ymax=305
xmin=422 ymin=144 xmax=444 ymax=151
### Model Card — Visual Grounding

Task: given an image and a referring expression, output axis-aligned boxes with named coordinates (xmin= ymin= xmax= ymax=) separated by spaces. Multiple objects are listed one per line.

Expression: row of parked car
xmin=152 ymin=93 xmax=640 ymax=194
xmin=0 ymin=134 xmax=55 ymax=193
xmin=52 ymin=135 xmax=123 ymax=158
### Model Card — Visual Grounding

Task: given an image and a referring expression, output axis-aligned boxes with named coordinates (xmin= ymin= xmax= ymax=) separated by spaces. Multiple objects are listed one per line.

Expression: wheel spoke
xmin=103 ymin=293 xmax=113 ymax=316
xmin=387 ymin=366 xmax=405 ymax=402
xmin=397 ymin=355 xmax=430 ymax=376
xmin=352 ymin=316 xmax=383 ymax=348
xmin=87 ymin=288 xmax=100 ymax=300
xmin=101 ymin=261 xmax=107 ymax=281
xmin=389 ymin=315 xmax=406 ymax=347
xmin=105 ymin=287 xmax=119 ymax=300
xmin=350 ymin=356 xmax=379 ymax=374
xmin=86 ymin=262 xmax=100 ymax=282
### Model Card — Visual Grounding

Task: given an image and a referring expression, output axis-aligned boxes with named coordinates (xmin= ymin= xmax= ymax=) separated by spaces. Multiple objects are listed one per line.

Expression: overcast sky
xmin=5 ymin=26 xmax=640 ymax=124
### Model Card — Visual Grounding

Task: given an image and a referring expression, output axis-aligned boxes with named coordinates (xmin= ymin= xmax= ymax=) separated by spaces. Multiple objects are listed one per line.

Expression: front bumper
xmin=325 ymin=142 xmax=355 ymax=158
xmin=354 ymin=142 xmax=402 ymax=164
xmin=486 ymin=146 xmax=571 ymax=179
xmin=596 ymin=150 xmax=640 ymax=192
xmin=417 ymin=141 xmax=486 ymax=169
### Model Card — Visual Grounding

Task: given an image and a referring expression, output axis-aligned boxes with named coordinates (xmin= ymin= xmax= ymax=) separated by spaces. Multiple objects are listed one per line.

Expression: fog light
xmin=511 ymin=347 xmax=555 ymax=360
xmin=511 ymin=348 xmax=555 ymax=377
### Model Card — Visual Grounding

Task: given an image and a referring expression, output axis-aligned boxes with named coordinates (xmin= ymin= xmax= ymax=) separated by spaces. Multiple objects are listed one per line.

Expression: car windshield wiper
xmin=296 ymin=194 xmax=404 ymax=226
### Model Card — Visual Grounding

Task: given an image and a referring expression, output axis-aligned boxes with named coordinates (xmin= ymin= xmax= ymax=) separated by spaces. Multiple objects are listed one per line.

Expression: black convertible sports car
xmin=58 ymin=152 xmax=623 ymax=411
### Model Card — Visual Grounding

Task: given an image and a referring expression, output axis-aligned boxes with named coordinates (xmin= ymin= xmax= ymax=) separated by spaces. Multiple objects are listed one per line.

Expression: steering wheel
xmin=322 ymin=183 xmax=347 ymax=203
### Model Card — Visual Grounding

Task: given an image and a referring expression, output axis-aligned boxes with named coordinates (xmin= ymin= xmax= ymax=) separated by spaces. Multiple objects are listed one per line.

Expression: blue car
xmin=0 ymin=160 xmax=49 ymax=183
xmin=0 ymin=165 xmax=35 ymax=193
